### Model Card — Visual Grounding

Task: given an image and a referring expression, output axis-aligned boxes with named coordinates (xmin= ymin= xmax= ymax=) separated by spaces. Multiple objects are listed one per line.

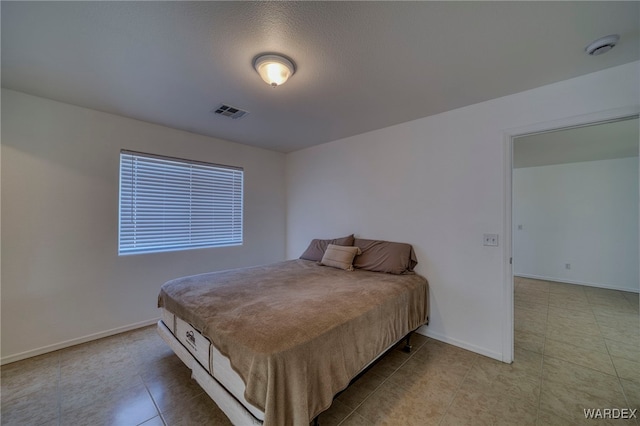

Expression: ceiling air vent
xmin=212 ymin=104 xmax=249 ymax=119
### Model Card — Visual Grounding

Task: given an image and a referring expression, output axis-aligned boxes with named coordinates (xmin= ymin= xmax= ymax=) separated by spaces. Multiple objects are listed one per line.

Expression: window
xmin=118 ymin=150 xmax=243 ymax=255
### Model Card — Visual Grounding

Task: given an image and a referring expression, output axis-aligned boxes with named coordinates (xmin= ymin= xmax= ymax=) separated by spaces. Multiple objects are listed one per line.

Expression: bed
xmin=157 ymin=236 xmax=429 ymax=425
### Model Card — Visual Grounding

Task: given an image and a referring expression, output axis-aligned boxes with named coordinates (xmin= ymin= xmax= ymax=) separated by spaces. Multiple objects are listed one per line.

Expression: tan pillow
xmin=320 ymin=244 xmax=362 ymax=271
xmin=299 ymin=234 xmax=355 ymax=261
xmin=353 ymin=238 xmax=418 ymax=274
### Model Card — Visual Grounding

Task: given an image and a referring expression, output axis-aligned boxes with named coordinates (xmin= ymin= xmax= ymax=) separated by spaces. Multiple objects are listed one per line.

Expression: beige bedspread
xmin=158 ymin=259 xmax=428 ymax=426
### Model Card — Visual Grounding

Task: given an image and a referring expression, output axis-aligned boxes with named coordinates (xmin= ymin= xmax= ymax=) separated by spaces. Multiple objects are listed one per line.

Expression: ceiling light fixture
xmin=585 ymin=34 xmax=620 ymax=56
xmin=253 ymin=54 xmax=295 ymax=87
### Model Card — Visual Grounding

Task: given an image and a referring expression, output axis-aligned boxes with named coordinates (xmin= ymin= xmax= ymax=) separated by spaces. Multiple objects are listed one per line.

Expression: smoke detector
xmin=585 ymin=34 xmax=620 ymax=56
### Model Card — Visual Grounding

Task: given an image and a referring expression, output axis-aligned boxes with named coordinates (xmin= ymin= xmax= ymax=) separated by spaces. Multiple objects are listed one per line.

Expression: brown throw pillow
xmin=320 ymin=244 xmax=362 ymax=271
xmin=299 ymin=234 xmax=355 ymax=261
xmin=353 ymin=238 xmax=418 ymax=274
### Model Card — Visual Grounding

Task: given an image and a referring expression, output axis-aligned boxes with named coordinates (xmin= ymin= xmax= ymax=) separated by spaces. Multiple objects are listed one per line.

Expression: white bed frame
xmin=158 ymin=307 xmax=414 ymax=425
xmin=158 ymin=309 xmax=263 ymax=425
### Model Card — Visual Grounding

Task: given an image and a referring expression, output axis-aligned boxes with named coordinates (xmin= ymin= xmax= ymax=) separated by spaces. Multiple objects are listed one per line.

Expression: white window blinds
xmin=118 ymin=150 xmax=243 ymax=255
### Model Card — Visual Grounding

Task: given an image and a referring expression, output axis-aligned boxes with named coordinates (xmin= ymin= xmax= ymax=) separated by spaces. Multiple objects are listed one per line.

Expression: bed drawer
xmin=175 ymin=316 xmax=211 ymax=372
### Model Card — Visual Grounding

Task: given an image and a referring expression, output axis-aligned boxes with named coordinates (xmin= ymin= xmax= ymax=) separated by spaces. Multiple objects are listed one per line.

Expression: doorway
xmin=501 ymin=108 xmax=640 ymax=364
xmin=503 ymin=113 xmax=639 ymax=421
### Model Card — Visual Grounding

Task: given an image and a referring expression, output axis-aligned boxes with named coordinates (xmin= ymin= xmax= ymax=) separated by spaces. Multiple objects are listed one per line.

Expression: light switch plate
xmin=483 ymin=234 xmax=499 ymax=247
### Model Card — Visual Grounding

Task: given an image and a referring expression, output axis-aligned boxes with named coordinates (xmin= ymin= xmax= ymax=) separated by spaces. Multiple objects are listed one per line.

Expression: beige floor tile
xmin=60 ymin=381 xmax=158 ymax=426
xmin=536 ymin=409 xmax=573 ymax=425
xmin=339 ymin=411 xmax=372 ymax=426
xmin=542 ymin=357 xmax=624 ymax=398
xmin=606 ymin=339 xmax=640 ymax=363
xmin=366 ymin=348 xmax=410 ymax=378
xmin=594 ymin=310 xmax=640 ymax=329
xmin=547 ymin=305 xmax=597 ymax=325
xmin=515 ymin=277 xmax=546 ymax=286
xmin=515 ymin=297 xmax=549 ymax=312
xmin=440 ymin=407 xmax=494 ymax=425
xmin=545 ymin=323 xmax=608 ymax=353
xmin=513 ymin=347 xmax=544 ymax=372
xmin=126 ymin=328 xmax=176 ymax=368
xmin=468 ymin=349 xmax=541 ymax=385
xmin=544 ymin=338 xmax=616 ymax=376
xmin=316 ymin=399 xmax=353 ymax=426
xmin=548 ymin=282 xmax=586 ymax=295
xmin=491 ymin=373 xmax=541 ymax=402
xmin=162 ymin=392 xmax=232 ymax=426
xmin=515 ymin=291 xmax=549 ymax=307
xmin=517 ymin=303 xmax=549 ymax=318
xmin=409 ymin=339 xmax=477 ymax=367
xmin=139 ymin=416 xmax=165 ymax=426
xmin=0 ymin=385 xmax=59 ymax=426
xmin=554 ymin=289 xmax=590 ymax=300
xmin=515 ymin=329 xmax=545 ymax=354
xmin=546 ymin=315 xmax=600 ymax=333
xmin=4 ymin=280 xmax=635 ymax=426
xmin=599 ymin=323 xmax=640 ymax=346
xmin=386 ymin=345 xmax=473 ymax=401
xmin=0 ymin=352 xmax=60 ymax=403
xmin=355 ymin=379 xmax=450 ymax=426
xmin=59 ymin=346 xmax=138 ymax=383
xmin=144 ymin=368 xmax=205 ymax=415
xmin=394 ymin=342 xmax=476 ymax=390
xmin=139 ymin=350 xmax=190 ymax=382
xmin=122 ymin=325 xmax=158 ymax=345
xmin=59 ymin=334 xmax=127 ymax=364
xmin=491 ymin=396 xmax=538 ymax=426
xmin=593 ymin=303 xmax=640 ymax=316
xmin=441 ymin=376 xmax=538 ymax=426
xmin=587 ymin=291 xmax=629 ymax=304
xmin=439 ymin=379 xmax=496 ymax=426
xmin=548 ymin=294 xmax=591 ymax=311
xmin=515 ymin=316 xmax=547 ymax=335
xmin=622 ymin=292 xmax=639 ymax=308
xmin=620 ymin=379 xmax=640 ymax=410
xmin=584 ymin=287 xmax=626 ymax=297
xmin=518 ymin=279 xmax=551 ymax=293
xmin=540 ymin=357 xmax=628 ymax=423
xmin=612 ymin=356 xmax=640 ymax=382
xmin=336 ymin=371 xmax=386 ymax=410
xmin=60 ymin=369 xmax=146 ymax=414
xmin=540 ymin=385 xmax=626 ymax=425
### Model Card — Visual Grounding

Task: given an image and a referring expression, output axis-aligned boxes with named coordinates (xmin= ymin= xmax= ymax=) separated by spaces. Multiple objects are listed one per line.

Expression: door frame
xmin=501 ymin=106 xmax=639 ymax=363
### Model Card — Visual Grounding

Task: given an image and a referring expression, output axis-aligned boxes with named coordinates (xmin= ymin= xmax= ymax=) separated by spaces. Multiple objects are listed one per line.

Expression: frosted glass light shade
xmin=253 ymin=54 xmax=295 ymax=87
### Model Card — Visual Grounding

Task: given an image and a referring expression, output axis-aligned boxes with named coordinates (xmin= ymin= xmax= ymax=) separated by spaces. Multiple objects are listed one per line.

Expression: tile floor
xmin=1 ymin=278 xmax=638 ymax=425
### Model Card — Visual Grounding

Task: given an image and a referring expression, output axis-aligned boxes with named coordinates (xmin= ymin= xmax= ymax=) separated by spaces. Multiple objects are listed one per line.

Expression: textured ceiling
xmin=2 ymin=2 xmax=639 ymax=152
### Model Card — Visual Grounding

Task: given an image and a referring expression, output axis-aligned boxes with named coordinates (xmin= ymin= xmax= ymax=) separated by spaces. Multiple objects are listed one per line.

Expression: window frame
xmin=118 ymin=150 xmax=244 ymax=256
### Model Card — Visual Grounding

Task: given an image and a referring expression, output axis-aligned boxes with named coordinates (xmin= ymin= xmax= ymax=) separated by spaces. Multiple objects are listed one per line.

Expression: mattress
xmin=158 ymin=309 xmax=413 ymax=426
xmin=158 ymin=259 xmax=429 ymax=425
xmin=160 ymin=307 xmax=265 ymax=422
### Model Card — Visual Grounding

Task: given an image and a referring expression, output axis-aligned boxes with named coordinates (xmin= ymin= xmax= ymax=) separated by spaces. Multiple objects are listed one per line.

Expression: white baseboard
xmin=515 ymin=274 xmax=639 ymax=294
xmin=415 ymin=326 xmax=505 ymax=363
xmin=1 ymin=318 xmax=160 ymax=365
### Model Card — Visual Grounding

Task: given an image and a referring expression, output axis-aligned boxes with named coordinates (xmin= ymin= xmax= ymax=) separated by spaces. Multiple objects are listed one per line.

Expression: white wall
xmin=1 ymin=89 xmax=286 ymax=362
xmin=286 ymin=62 xmax=640 ymax=361
xmin=513 ymin=158 xmax=639 ymax=292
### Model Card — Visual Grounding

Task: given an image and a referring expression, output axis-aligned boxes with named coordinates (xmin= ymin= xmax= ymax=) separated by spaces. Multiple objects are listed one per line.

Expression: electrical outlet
xmin=565 ymin=263 xmax=571 ymax=270
xmin=483 ymin=234 xmax=499 ymax=247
